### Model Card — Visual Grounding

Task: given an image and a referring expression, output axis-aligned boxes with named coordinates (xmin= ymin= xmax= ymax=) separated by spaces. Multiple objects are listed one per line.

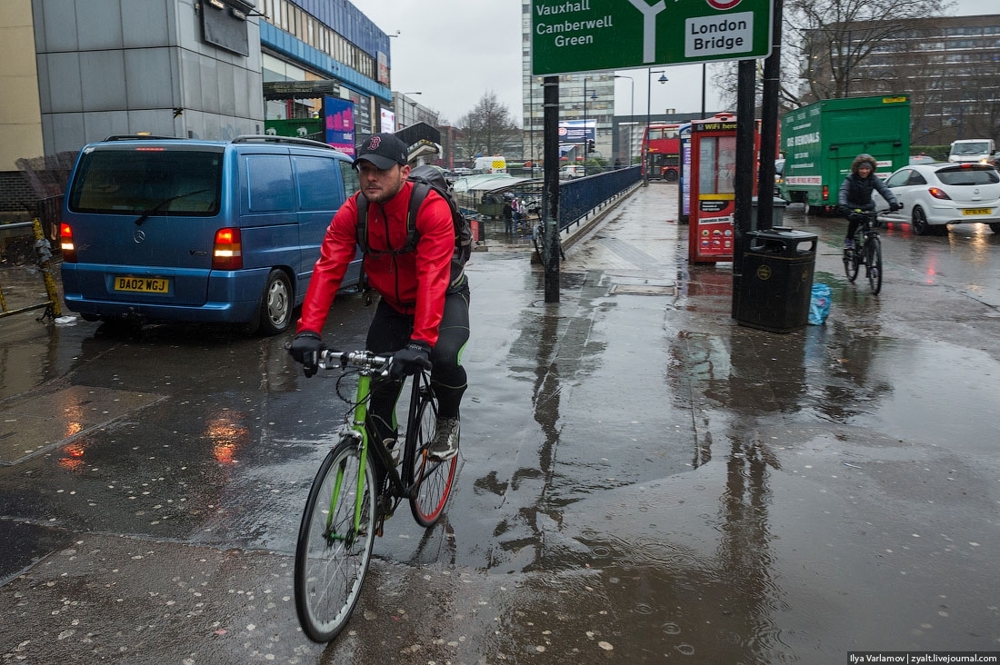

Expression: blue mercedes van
xmin=60 ymin=135 xmax=361 ymax=335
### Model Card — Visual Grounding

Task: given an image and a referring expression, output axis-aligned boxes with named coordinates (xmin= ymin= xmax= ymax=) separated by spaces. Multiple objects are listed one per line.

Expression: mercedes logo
xmin=133 ymin=229 xmax=146 ymax=244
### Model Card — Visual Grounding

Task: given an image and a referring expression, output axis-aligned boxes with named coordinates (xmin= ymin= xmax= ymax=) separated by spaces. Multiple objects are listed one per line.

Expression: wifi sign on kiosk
xmin=688 ymin=113 xmax=761 ymax=264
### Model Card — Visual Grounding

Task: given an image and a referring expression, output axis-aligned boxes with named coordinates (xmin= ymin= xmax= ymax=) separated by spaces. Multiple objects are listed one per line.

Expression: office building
xmin=520 ymin=0 xmax=614 ymax=164
xmin=0 ymin=0 xmax=394 ymax=214
xmin=803 ymin=13 xmax=1000 ymax=145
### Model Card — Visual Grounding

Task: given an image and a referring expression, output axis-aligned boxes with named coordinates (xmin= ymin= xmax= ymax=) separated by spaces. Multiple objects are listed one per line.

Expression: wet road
xmin=1 ymin=184 xmax=999 ymax=663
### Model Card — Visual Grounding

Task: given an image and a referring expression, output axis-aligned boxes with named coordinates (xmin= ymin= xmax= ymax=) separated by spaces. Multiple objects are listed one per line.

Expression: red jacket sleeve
xmin=296 ymin=194 xmax=362 ymax=335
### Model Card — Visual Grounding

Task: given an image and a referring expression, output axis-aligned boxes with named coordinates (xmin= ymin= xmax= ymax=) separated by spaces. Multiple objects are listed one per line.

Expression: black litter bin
xmin=736 ymin=227 xmax=817 ymax=333
xmin=751 ymin=196 xmax=788 ymax=228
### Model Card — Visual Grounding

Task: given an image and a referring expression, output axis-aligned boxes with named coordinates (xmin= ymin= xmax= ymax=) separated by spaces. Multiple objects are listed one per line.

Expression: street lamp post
xmin=645 ymin=69 xmax=667 ymax=185
xmin=582 ymin=77 xmax=596 ymax=174
xmin=529 ymin=76 xmax=534 ymax=172
xmin=615 ymin=74 xmax=634 ymax=166
xmin=583 ymin=77 xmax=589 ymax=169
xmin=701 ymin=63 xmax=707 ymax=119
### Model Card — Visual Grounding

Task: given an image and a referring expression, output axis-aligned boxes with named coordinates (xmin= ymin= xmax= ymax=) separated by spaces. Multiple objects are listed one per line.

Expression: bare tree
xmin=958 ymin=60 xmax=1000 ymax=140
xmin=455 ymin=92 xmax=522 ymax=160
xmin=789 ymin=0 xmax=952 ymax=103
xmin=711 ymin=0 xmax=953 ymax=111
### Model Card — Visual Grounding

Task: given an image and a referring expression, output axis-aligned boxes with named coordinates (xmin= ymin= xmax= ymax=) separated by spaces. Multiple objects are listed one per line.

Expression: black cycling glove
xmin=289 ymin=331 xmax=324 ymax=378
xmin=389 ymin=340 xmax=432 ymax=381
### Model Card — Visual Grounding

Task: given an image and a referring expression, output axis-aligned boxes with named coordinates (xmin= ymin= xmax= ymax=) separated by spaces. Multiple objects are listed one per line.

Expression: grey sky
xmin=349 ymin=0 xmax=991 ymax=126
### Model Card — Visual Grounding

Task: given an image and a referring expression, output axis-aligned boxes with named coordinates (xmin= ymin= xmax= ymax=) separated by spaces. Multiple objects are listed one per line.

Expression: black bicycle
xmin=532 ymin=219 xmax=565 ymax=267
xmin=292 ymin=349 xmax=458 ymax=642
xmin=843 ymin=206 xmax=899 ymax=295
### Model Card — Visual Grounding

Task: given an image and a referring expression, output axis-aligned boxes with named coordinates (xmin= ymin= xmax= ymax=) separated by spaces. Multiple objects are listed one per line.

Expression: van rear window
xmin=68 ymin=148 xmax=223 ymax=215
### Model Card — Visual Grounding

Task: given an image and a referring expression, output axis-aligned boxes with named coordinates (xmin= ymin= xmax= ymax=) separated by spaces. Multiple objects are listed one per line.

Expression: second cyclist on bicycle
xmin=837 ymin=153 xmax=901 ymax=249
xmin=289 ymin=132 xmax=470 ymax=462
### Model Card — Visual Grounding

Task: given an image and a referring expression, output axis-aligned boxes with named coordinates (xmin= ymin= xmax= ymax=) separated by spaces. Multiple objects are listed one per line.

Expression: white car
xmin=560 ymin=164 xmax=585 ymax=179
xmin=875 ymin=162 xmax=1000 ymax=236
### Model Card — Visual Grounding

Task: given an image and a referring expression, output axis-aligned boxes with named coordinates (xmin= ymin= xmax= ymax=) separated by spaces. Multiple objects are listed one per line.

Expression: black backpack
xmin=356 ymin=164 xmax=471 ymax=290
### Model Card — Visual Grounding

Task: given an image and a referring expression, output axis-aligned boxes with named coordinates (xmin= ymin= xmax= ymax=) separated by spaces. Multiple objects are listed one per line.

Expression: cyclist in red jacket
xmin=289 ymin=133 xmax=469 ymax=461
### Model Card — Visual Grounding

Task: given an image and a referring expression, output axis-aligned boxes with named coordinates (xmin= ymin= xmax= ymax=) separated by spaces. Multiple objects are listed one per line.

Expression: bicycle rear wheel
xmin=867 ymin=235 xmax=883 ymax=294
xmin=294 ymin=438 xmax=377 ymax=642
xmin=407 ymin=393 xmax=458 ymax=527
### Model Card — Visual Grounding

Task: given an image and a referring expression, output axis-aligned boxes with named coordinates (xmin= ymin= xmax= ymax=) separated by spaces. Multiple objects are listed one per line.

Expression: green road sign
xmin=531 ymin=0 xmax=773 ymax=75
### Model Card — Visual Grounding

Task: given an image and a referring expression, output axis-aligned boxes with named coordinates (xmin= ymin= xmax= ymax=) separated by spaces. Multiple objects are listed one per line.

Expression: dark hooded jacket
xmin=837 ymin=153 xmax=898 ymax=212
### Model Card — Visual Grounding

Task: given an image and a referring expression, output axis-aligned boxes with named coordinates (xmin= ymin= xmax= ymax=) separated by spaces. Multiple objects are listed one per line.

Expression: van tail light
xmin=60 ymin=223 xmax=77 ymax=263
xmin=928 ymin=187 xmax=952 ymax=200
xmin=822 ymin=185 xmax=829 ymax=201
xmin=212 ymin=227 xmax=243 ymax=270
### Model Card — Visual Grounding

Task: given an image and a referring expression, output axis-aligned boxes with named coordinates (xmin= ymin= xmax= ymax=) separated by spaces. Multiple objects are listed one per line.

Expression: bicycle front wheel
xmin=843 ymin=245 xmax=859 ymax=282
xmin=294 ymin=438 xmax=377 ymax=643
xmin=407 ymin=396 xmax=458 ymax=527
xmin=867 ymin=235 xmax=883 ymax=294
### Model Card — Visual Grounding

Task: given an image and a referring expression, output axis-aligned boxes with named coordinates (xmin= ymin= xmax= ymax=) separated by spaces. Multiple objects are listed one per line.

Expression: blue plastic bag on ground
xmin=808 ymin=283 xmax=831 ymax=325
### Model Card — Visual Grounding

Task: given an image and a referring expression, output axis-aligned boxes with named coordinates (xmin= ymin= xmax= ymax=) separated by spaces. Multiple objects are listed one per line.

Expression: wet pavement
xmin=1 ymin=183 xmax=1000 ymax=663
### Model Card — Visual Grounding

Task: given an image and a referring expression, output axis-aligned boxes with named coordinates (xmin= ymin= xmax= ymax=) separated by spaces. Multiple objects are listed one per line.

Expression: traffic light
xmin=587 ymin=139 xmax=595 ymax=154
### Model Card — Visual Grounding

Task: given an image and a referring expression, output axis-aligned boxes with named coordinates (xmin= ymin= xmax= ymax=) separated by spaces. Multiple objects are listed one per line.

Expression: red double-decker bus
xmin=641 ymin=123 xmax=681 ymax=181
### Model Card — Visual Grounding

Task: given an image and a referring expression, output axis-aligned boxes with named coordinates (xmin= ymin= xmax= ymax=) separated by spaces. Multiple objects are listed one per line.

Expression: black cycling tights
xmin=366 ymin=285 xmax=470 ymax=442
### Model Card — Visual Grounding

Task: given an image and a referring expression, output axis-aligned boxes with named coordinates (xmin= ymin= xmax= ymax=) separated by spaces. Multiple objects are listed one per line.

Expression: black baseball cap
xmin=352 ymin=133 xmax=408 ymax=170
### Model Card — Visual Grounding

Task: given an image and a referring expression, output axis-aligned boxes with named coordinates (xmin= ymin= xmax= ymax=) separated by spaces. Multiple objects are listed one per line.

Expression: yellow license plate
xmin=962 ymin=208 xmax=992 ymax=216
xmin=114 ymin=276 xmax=169 ymax=293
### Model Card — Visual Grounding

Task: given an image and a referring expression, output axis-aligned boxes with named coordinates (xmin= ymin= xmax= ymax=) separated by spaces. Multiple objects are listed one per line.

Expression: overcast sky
xmin=349 ymin=0 xmax=991 ymax=126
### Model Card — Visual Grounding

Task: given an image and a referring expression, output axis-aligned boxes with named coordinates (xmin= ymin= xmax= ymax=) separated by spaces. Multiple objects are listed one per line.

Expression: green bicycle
xmin=293 ymin=349 xmax=458 ymax=643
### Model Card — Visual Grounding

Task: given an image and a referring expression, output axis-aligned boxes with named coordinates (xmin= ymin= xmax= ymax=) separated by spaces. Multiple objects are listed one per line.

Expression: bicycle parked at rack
xmin=292 ymin=349 xmax=458 ymax=643
xmin=843 ymin=205 xmax=899 ymax=295
xmin=532 ymin=219 xmax=565 ymax=268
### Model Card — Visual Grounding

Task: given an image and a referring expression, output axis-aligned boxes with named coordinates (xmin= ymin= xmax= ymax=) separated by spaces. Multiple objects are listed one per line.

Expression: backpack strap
xmin=355 ymin=191 xmax=370 ymax=253
xmin=355 ymin=186 xmax=421 ymax=257
xmin=404 ymin=181 xmax=431 ymax=252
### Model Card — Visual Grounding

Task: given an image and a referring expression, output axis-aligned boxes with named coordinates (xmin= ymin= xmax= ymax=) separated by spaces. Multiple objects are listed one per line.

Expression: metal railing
xmin=558 ymin=165 xmax=641 ymax=232
xmin=0 ymin=218 xmax=61 ymax=320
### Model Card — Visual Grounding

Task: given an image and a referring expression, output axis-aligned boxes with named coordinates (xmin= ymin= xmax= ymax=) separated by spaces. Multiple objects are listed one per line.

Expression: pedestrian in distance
xmin=503 ymin=197 xmax=513 ymax=235
xmin=288 ymin=132 xmax=469 ymax=462
xmin=511 ymin=195 xmax=520 ymax=228
xmin=837 ymin=153 xmax=900 ymax=249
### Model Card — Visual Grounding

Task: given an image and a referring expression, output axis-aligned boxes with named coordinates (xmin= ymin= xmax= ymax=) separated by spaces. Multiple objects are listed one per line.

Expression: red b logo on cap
xmin=368 ymin=136 xmax=381 ymax=150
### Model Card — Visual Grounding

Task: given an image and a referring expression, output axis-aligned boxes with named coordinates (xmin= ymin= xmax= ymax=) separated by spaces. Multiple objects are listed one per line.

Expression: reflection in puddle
xmin=57 ymin=441 xmax=87 ymax=471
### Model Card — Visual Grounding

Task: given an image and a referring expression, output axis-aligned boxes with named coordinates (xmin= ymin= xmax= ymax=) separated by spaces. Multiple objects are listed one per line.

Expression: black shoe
xmin=427 ymin=417 xmax=460 ymax=461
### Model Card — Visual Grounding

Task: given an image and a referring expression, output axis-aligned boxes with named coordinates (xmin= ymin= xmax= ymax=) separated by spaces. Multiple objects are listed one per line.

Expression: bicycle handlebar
xmin=318 ymin=349 xmax=392 ymax=375
xmin=847 ymin=204 xmax=902 ymax=217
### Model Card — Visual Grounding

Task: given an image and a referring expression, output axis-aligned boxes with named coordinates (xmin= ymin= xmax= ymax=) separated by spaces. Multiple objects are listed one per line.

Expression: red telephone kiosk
xmin=688 ymin=114 xmax=760 ymax=264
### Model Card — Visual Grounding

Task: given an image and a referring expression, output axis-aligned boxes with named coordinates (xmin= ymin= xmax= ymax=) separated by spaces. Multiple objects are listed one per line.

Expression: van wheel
xmin=257 ymin=270 xmax=293 ymax=336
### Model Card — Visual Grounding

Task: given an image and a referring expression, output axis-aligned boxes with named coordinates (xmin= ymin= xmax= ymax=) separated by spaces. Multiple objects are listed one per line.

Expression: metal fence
xmin=0 ymin=218 xmax=61 ymax=320
xmin=558 ymin=165 xmax=642 ymax=232
xmin=37 ymin=195 xmax=63 ymax=242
